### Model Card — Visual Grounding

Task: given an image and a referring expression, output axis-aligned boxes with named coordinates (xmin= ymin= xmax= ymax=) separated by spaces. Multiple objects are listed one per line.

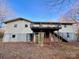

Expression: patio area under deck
xmin=31 ymin=27 xmax=61 ymax=44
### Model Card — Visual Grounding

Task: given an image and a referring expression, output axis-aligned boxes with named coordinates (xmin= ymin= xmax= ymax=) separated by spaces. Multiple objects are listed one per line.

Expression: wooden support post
xmin=50 ymin=33 xmax=55 ymax=42
xmin=49 ymin=33 xmax=53 ymax=45
xmin=33 ymin=33 xmax=36 ymax=43
xmin=38 ymin=32 xmax=44 ymax=46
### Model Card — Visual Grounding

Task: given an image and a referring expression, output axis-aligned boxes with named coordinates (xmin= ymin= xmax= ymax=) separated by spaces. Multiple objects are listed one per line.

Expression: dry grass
xmin=0 ymin=32 xmax=4 ymax=41
xmin=0 ymin=28 xmax=5 ymax=33
xmin=0 ymin=42 xmax=79 ymax=59
xmin=0 ymin=28 xmax=4 ymax=41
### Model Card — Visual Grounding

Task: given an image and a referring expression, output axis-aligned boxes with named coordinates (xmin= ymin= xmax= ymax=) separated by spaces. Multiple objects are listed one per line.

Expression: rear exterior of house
xmin=55 ymin=23 xmax=77 ymax=42
xmin=3 ymin=18 xmax=77 ymax=43
xmin=3 ymin=18 xmax=33 ymax=42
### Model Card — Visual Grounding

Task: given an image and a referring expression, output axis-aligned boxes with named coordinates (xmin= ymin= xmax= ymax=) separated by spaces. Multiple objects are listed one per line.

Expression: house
xmin=3 ymin=18 xmax=33 ymax=42
xmin=3 ymin=18 xmax=77 ymax=43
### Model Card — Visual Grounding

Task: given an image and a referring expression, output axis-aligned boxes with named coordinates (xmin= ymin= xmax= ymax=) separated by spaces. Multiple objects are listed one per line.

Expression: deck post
xmin=51 ymin=33 xmax=55 ymax=42
xmin=49 ymin=33 xmax=54 ymax=44
xmin=33 ymin=33 xmax=36 ymax=43
xmin=37 ymin=32 xmax=44 ymax=46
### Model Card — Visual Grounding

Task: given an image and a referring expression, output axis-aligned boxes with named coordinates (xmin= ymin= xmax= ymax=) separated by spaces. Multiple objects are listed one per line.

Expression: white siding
xmin=5 ymin=20 xmax=33 ymax=33
xmin=59 ymin=25 xmax=74 ymax=33
xmin=55 ymin=24 xmax=77 ymax=41
xmin=3 ymin=20 xmax=33 ymax=42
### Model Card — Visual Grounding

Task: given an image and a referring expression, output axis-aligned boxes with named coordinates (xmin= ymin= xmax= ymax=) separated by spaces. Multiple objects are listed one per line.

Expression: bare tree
xmin=45 ymin=0 xmax=78 ymax=19
xmin=0 ymin=0 xmax=9 ymax=21
xmin=0 ymin=0 xmax=16 ymax=27
xmin=46 ymin=0 xmax=69 ymax=6
xmin=60 ymin=0 xmax=79 ymax=41
xmin=59 ymin=0 xmax=79 ymax=21
xmin=45 ymin=0 xmax=73 ymax=10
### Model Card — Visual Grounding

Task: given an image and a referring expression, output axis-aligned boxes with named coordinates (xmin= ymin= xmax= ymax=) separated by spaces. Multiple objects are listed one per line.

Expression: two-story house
xmin=3 ymin=18 xmax=77 ymax=43
xmin=3 ymin=18 xmax=33 ymax=42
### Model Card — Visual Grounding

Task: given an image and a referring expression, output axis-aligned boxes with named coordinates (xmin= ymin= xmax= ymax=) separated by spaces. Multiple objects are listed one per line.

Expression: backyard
xmin=0 ymin=42 xmax=79 ymax=59
xmin=0 ymin=29 xmax=79 ymax=59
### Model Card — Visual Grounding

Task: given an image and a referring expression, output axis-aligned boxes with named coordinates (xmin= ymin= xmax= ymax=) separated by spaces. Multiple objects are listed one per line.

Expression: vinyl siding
xmin=5 ymin=20 xmax=33 ymax=33
xmin=59 ymin=25 xmax=74 ymax=32
xmin=55 ymin=24 xmax=77 ymax=41
xmin=3 ymin=20 xmax=33 ymax=42
xmin=3 ymin=33 xmax=31 ymax=42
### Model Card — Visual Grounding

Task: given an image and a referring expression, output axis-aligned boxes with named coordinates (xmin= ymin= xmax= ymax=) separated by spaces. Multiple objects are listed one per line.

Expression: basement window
xmin=67 ymin=33 xmax=69 ymax=38
xmin=25 ymin=24 xmax=28 ymax=27
xmin=12 ymin=35 xmax=16 ymax=38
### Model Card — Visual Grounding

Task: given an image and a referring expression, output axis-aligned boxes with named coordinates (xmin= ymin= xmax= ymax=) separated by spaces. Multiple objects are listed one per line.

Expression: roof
xmin=59 ymin=16 xmax=75 ymax=24
xmin=4 ymin=17 xmax=74 ymax=24
xmin=4 ymin=18 xmax=32 ymax=24
xmin=32 ymin=22 xmax=74 ymax=25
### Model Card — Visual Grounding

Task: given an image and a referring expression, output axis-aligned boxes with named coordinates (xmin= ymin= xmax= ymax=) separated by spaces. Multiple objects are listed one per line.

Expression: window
xmin=57 ymin=24 xmax=61 ymax=27
xmin=64 ymin=24 xmax=67 ymax=28
xmin=12 ymin=35 xmax=16 ymax=38
xmin=67 ymin=33 xmax=69 ymax=38
xmin=25 ymin=24 xmax=28 ymax=27
xmin=14 ymin=24 xmax=17 ymax=27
